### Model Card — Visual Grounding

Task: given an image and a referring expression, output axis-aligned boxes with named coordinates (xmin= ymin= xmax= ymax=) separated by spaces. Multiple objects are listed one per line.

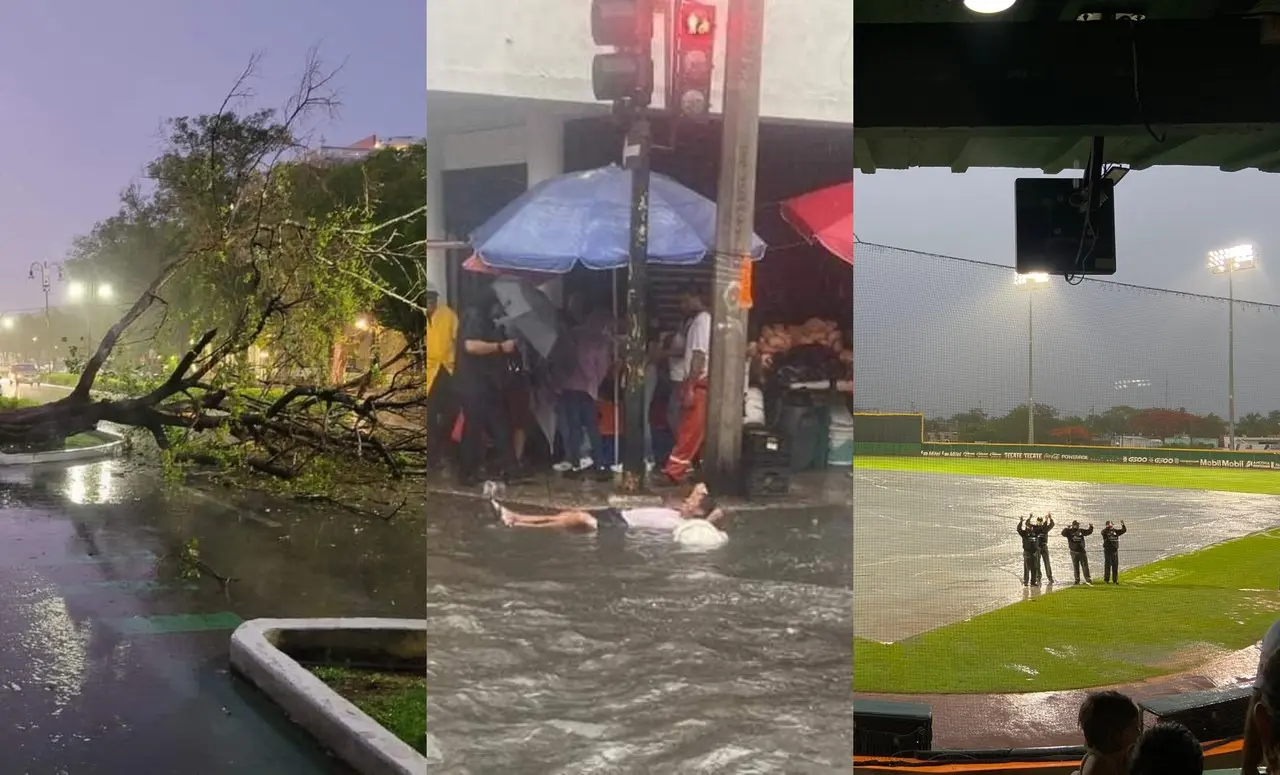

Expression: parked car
xmin=8 ymin=363 xmax=41 ymax=385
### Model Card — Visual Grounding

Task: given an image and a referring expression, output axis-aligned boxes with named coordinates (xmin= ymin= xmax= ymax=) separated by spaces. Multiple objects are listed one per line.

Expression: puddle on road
xmin=426 ymin=497 xmax=852 ymax=774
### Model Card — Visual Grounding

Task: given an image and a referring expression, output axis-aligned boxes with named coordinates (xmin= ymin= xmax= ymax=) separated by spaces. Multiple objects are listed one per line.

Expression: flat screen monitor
xmin=1015 ymin=177 xmax=1116 ymax=276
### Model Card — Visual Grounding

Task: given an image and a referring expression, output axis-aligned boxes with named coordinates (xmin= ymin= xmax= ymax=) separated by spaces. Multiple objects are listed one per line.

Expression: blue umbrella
xmin=468 ymin=164 xmax=768 ymax=273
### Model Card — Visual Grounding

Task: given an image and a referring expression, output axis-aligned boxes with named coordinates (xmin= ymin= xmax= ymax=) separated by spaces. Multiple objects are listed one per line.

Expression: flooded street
xmin=0 ymin=459 xmax=425 ymax=773
xmin=855 ymin=469 xmax=1280 ymax=642
xmin=425 ymin=495 xmax=853 ymax=774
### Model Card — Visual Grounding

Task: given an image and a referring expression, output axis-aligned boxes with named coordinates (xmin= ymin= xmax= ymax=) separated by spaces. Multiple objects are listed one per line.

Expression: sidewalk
xmin=426 ymin=466 xmax=854 ymax=512
xmin=855 ymin=642 xmax=1263 ymax=749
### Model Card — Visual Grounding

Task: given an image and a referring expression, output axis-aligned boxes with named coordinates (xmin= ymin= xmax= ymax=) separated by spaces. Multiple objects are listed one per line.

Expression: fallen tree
xmin=0 ymin=52 xmax=432 ymax=488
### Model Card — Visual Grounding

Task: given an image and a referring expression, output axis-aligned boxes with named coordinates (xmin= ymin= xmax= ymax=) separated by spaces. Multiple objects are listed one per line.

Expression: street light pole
xmin=1027 ymin=288 xmax=1035 ymax=445
xmin=28 ymin=261 xmax=63 ymax=368
xmin=1014 ymin=272 xmax=1049 ymax=445
xmin=1207 ymin=244 xmax=1257 ymax=451
xmin=1228 ymin=265 xmax=1235 ymax=449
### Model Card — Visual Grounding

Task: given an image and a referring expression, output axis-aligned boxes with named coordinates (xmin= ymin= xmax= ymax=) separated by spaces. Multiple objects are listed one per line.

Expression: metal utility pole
xmin=704 ymin=0 xmax=766 ymax=493
xmin=620 ymin=111 xmax=652 ymax=493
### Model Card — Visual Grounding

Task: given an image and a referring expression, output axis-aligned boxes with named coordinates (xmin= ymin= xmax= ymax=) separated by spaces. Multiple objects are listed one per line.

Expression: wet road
xmin=426 ymin=496 xmax=853 ymax=774
xmin=0 ymin=459 xmax=425 ymax=773
xmin=855 ymin=469 xmax=1280 ymax=642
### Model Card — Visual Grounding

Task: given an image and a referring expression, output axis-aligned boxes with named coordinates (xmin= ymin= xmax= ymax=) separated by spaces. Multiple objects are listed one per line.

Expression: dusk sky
xmin=855 ymin=168 xmax=1280 ymax=418
xmin=0 ymin=0 xmax=425 ymax=313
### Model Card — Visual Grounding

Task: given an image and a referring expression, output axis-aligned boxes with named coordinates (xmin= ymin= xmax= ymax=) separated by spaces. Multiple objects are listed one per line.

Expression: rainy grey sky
xmin=854 ymin=167 xmax=1280 ymax=419
xmin=0 ymin=0 xmax=424 ymax=314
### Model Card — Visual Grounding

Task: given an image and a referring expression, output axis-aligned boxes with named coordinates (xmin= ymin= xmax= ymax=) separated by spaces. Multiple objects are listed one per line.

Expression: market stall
xmin=745 ymin=180 xmax=855 ymax=470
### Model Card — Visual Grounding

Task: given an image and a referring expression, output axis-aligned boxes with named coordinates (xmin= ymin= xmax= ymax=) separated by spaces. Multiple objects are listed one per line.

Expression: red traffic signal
xmin=590 ymin=0 xmax=654 ymax=104
xmin=670 ymin=0 xmax=716 ymax=118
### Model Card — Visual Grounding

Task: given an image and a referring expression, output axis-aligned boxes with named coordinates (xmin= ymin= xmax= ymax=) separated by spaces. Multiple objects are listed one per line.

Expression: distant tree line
xmin=925 ymin=404 xmax=1280 ymax=446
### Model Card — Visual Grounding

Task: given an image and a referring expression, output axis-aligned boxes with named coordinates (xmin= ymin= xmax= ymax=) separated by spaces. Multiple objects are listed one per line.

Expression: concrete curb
xmin=0 ymin=429 xmax=125 ymax=467
xmin=229 ymin=618 xmax=426 ymax=775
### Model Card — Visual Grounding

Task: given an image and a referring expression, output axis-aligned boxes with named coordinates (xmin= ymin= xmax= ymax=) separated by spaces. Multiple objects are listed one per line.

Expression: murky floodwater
xmin=426 ymin=497 xmax=852 ymax=774
xmin=855 ymin=469 xmax=1280 ymax=642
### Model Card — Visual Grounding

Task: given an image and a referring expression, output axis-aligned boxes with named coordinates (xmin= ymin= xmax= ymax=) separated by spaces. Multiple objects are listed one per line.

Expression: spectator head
xmin=679 ymin=286 xmax=707 ymax=314
xmin=1071 ymin=519 xmax=1080 ymax=528
xmin=1078 ymin=690 xmax=1142 ymax=756
xmin=1252 ymin=644 xmax=1280 ymax=773
xmin=1129 ymin=721 xmax=1203 ymax=775
xmin=426 ymin=286 xmax=439 ymax=314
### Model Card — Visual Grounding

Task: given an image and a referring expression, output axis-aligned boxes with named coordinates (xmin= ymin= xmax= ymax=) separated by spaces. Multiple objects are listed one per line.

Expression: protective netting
xmin=852 ymin=241 xmax=1280 ymax=706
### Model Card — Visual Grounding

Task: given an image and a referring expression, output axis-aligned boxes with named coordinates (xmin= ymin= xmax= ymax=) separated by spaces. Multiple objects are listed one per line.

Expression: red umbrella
xmin=780 ymin=181 xmax=853 ymax=265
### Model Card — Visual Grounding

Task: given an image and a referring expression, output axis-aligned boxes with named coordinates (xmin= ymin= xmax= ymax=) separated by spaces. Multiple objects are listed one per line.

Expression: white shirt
xmin=1255 ymin=618 xmax=1280 ymax=690
xmin=668 ymin=329 xmax=688 ymax=382
xmin=621 ymin=507 xmax=683 ymax=531
xmin=683 ymin=311 xmax=712 ymax=380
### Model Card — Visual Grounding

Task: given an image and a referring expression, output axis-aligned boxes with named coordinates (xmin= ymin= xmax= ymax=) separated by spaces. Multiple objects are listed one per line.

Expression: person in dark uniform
xmin=454 ymin=288 xmax=520 ymax=487
xmin=1101 ymin=520 xmax=1127 ymax=584
xmin=1061 ymin=519 xmax=1095 ymax=585
xmin=1034 ymin=513 xmax=1056 ymax=584
xmin=1017 ymin=516 xmax=1042 ymax=586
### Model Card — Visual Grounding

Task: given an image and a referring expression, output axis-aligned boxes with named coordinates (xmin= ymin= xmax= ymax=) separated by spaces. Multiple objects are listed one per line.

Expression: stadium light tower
xmin=1207 ymin=243 xmax=1258 ymax=451
xmin=1015 ymin=272 xmax=1051 ymax=444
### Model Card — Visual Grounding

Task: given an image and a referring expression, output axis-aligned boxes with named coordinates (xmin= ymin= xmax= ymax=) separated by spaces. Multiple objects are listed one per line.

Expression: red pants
xmin=662 ymin=379 xmax=708 ymax=483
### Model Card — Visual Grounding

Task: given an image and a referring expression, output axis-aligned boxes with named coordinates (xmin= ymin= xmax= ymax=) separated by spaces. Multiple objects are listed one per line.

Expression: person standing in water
xmin=1017 ymin=516 xmax=1041 ymax=586
xmin=1061 ymin=519 xmax=1094 ymax=585
xmin=1035 ymin=513 xmax=1056 ymax=584
xmin=488 ymin=481 xmax=725 ymax=533
xmin=1101 ymin=520 xmax=1127 ymax=584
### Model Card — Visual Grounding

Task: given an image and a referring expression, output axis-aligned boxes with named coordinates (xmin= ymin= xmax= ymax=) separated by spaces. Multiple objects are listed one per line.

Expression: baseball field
xmin=853 ymin=455 xmax=1280 ymax=694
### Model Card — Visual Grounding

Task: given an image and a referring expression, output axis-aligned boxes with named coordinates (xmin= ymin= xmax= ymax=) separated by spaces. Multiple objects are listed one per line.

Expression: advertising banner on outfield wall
xmin=918 ymin=443 xmax=1280 ymax=470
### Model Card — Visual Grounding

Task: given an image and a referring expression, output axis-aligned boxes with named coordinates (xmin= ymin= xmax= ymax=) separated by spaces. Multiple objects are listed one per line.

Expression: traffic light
xmin=590 ymin=0 xmax=654 ymax=105
xmin=670 ymin=0 xmax=716 ymax=119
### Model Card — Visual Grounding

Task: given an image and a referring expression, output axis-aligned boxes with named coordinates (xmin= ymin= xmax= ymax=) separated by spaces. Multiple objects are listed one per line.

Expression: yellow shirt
xmin=424 ymin=303 xmax=458 ymax=394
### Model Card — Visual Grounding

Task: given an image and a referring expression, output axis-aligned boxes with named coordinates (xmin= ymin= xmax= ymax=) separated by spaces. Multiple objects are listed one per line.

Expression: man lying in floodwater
xmin=488 ymin=481 xmax=727 ymax=533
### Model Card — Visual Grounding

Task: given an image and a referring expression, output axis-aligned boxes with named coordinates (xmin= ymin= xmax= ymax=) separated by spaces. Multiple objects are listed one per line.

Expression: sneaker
xmin=552 ymin=461 xmax=573 ymax=473
xmin=578 ymin=456 xmax=594 ymax=469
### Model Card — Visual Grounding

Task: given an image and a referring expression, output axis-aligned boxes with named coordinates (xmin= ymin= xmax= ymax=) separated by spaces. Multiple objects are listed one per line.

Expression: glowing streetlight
xmin=1207 ymin=243 xmax=1258 ymax=450
xmin=964 ymin=0 xmax=1017 ymax=13
xmin=1015 ymin=272 xmax=1051 ymax=444
xmin=1 ymin=317 xmax=13 ymax=330
xmin=67 ymin=281 xmax=87 ymax=301
xmin=97 ymin=283 xmax=114 ymax=300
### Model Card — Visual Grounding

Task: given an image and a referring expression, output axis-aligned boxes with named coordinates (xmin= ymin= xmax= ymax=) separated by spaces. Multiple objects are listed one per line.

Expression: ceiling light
xmin=964 ymin=0 xmax=1018 ymax=13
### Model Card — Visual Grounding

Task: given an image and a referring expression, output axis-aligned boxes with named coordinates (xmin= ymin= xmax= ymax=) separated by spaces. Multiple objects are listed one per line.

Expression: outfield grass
xmin=855 ymin=528 xmax=1280 ymax=694
xmin=855 ymin=455 xmax=1280 ymax=495
xmin=311 ymin=666 xmax=426 ymax=753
